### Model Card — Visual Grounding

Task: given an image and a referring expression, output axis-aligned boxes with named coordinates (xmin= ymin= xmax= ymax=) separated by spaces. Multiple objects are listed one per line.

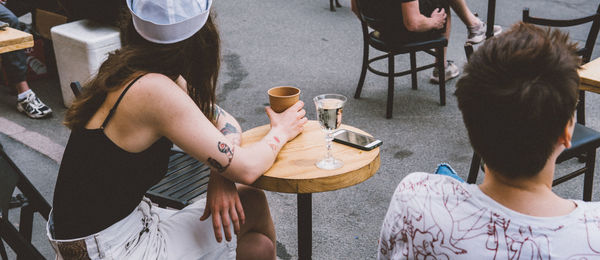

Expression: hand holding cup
xmin=266 ymin=86 xmax=307 ymax=142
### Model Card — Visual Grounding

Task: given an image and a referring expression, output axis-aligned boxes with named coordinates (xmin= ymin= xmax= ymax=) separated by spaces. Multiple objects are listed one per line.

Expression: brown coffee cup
xmin=268 ymin=86 xmax=300 ymax=113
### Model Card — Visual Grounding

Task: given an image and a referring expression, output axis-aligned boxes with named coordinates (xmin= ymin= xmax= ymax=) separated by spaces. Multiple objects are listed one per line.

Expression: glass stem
xmin=325 ymin=131 xmax=333 ymax=161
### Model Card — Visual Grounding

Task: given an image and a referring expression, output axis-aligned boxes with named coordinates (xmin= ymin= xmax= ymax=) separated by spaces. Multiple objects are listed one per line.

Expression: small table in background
xmin=242 ymin=120 xmax=380 ymax=260
xmin=0 ymin=27 xmax=33 ymax=55
xmin=579 ymin=57 xmax=600 ymax=94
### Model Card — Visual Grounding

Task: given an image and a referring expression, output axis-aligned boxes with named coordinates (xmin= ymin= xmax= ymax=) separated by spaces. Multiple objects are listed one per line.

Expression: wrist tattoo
xmin=207 ymin=141 xmax=235 ymax=172
xmin=268 ymin=143 xmax=277 ymax=153
xmin=266 ymin=136 xmax=280 ymax=153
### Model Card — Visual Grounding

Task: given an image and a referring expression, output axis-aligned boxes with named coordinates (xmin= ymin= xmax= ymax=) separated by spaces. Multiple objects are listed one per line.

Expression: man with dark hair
xmin=378 ymin=22 xmax=600 ymax=259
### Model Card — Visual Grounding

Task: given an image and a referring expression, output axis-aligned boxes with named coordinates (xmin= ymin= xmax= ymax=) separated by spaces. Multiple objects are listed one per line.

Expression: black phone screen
xmin=333 ymin=129 xmax=379 ymax=148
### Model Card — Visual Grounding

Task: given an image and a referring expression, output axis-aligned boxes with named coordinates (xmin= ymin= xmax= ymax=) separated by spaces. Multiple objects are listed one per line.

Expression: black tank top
xmin=52 ymin=75 xmax=172 ymax=239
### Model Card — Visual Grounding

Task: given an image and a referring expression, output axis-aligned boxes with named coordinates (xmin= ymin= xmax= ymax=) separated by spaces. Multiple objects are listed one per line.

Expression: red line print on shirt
xmin=379 ymin=174 xmax=600 ymax=259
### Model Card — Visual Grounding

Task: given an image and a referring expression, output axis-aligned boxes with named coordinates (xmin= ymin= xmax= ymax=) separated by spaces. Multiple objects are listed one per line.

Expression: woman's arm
xmin=213 ymin=105 xmax=242 ymax=146
xmin=201 ymin=105 xmax=244 ymax=243
xmin=143 ymin=74 xmax=307 ymax=185
xmin=401 ymin=1 xmax=446 ymax=32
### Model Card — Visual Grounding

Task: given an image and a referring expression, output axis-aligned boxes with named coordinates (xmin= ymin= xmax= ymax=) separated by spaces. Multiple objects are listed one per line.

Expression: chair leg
xmin=437 ymin=47 xmax=446 ymax=106
xmin=486 ymin=0 xmax=497 ymax=39
xmin=335 ymin=0 xmax=341 ymax=7
xmin=1 ymin=239 xmax=8 ymax=260
xmin=386 ymin=53 xmax=395 ymax=119
xmin=410 ymin=51 xmax=417 ymax=90
xmin=355 ymin=37 xmax=369 ymax=99
xmin=467 ymin=152 xmax=481 ymax=184
xmin=19 ymin=205 xmax=34 ymax=244
xmin=583 ymin=149 xmax=595 ymax=201
xmin=0 ymin=220 xmax=44 ymax=260
xmin=330 ymin=0 xmax=335 ymax=11
xmin=577 ymin=90 xmax=586 ymax=125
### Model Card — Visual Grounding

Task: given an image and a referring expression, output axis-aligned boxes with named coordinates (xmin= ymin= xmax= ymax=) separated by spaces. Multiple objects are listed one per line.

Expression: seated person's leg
xmin=0 ymin=5 xmax=52 ymax=119
xmin=236 ymin=185 xmax=276 ymax=260
xmin=447 ymin=0 xmax=502 ymax=44
xmin=158 ymin=185 xmax=275 ymax=260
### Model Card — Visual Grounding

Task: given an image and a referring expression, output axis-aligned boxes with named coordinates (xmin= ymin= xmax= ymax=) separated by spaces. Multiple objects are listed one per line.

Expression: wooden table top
xmin=0 ymin=27 xmax=33 ymax=54
xmin=242 ymin=120 xmax=380 ymax=194
xmin=579 ymin=57 xmax=600 ymax=93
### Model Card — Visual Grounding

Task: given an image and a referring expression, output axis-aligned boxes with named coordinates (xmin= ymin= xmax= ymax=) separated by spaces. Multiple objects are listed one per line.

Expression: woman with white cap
xmin=46 ymin=0 xmax=305 ymax=259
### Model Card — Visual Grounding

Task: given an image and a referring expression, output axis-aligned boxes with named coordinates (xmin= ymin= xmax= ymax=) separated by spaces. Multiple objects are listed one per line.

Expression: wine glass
xmin=314 ymin=94 xmax=347 ymax=170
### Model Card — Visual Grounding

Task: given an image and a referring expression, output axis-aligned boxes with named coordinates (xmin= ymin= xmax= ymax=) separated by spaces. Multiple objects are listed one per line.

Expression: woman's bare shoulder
xmin=132 ymin=73 xmax=202 ymax=121
xmin=126 ymin=73 xmax=190 ymax=104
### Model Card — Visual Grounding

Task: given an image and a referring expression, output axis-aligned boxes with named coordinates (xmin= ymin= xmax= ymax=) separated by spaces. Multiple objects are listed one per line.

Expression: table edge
xmin=251 ymin=153 xmax=381 ymax=193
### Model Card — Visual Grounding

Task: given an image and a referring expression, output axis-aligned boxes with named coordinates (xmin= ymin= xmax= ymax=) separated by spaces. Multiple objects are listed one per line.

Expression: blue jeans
xmin=0 ymin=4 xmax=27 ymax=85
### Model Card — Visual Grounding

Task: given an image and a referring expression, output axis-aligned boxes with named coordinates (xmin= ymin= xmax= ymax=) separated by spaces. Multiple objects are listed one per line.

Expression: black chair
xmin=146 ymin=151 xmax=211 ymax=209
xmin=354 ymin=0 xmax=447 ymax=119
xmin=463 ymin=43 xmax=600 ymax=201
xmin=70 ymin=82 xmax=211 ymax=209
xmin=0 ymin=142 xmax=51 ymax=260
xmin=523 ymin=4 xmax=600 ymax=125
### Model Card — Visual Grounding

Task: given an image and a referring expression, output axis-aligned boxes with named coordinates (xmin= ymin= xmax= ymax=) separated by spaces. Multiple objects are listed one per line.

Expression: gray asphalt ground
xmin=2 ymin=0 xmax=600 ymax=259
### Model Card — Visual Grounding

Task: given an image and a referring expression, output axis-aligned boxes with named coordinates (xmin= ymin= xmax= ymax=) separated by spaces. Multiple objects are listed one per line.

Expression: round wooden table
xmin=242 ymin=120 xmax=380 ymax=260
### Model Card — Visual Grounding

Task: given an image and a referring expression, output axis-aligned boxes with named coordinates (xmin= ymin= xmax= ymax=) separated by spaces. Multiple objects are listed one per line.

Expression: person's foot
xmin=16 ymin=91 xmax=52 ymax=119
xmin=430 ymin=60 xmax=460 ymax=84
xmin=467 ymin=21 xmax=502 ymax=44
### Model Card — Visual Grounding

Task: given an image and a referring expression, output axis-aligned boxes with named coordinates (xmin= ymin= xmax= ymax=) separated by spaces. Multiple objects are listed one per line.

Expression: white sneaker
xmin=430 ymin=60 xmax=460 ymax=84
xmin=16 ymin=91 xmax=52 ymax=119
xmin=467 ymin=21 xmax=502 ymax=44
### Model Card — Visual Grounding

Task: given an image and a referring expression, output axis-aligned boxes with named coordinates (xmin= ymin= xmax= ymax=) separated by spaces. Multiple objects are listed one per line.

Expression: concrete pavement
xmin=2 ymin=0 xmax=600 ymax=259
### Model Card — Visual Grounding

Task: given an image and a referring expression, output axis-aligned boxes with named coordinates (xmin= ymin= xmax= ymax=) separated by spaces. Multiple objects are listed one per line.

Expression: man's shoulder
xmin=399 ymin=171 xmax=464 ymax=186
xmin=394 ymin=172 xmax=470 ymax=198
xmin=576 ymin=200 xmax=600 ymax=214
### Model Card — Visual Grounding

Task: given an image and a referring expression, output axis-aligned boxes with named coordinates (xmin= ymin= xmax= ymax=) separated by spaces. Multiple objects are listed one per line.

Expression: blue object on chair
xmin=434 ymin=163 xmax=465 ymax=183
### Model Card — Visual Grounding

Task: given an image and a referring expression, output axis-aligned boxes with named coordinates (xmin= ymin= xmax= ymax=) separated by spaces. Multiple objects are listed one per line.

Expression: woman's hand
xmin=200 ymin=171 xmax=245 ymax=243
xmin=430 ymin=8 xmax=447 ymax=30
xmin=265 ymin=100 xmax=308 ymax=143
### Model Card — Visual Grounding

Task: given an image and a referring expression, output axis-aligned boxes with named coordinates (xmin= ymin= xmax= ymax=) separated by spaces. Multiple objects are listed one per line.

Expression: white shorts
xmin=46 ymin=198 xmax=237 ymax=260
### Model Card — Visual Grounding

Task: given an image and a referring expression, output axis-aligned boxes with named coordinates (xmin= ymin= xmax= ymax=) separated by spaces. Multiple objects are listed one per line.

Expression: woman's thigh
xmin=160 ymin=198 xmax=237 ymax=259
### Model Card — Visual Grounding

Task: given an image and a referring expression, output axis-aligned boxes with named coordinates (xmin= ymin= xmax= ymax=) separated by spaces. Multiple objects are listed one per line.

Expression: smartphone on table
xmin=332 ymin=129 xmax=382 ymax=151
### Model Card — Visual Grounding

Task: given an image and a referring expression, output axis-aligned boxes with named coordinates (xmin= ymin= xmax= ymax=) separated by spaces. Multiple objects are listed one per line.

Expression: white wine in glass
xmin=314 ymin=94 xmax=347 ymax=170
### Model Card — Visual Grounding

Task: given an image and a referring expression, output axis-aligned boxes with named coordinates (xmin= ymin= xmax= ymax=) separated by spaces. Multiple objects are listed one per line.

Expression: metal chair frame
xmin=0 ymin=143 xmax=51 ymax=260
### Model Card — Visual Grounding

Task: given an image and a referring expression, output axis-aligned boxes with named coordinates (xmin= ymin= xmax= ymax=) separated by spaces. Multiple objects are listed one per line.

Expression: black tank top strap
xmin=100 ymin=74 xmax=145 ymax=129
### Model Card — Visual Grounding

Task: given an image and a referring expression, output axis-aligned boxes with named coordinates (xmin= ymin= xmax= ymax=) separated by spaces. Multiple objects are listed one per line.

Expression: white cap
xmin=126 ymin=0 xmax=213 ymax=44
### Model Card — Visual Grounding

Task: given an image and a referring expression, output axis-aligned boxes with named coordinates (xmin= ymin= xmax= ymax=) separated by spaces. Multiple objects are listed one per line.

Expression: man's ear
xmin=559 ymin=117 xmax=575 ymax=149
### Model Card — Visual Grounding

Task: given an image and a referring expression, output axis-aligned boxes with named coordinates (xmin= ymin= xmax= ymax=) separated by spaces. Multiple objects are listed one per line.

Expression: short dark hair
xmin=455 ymin=22 xmax=580 ymax=178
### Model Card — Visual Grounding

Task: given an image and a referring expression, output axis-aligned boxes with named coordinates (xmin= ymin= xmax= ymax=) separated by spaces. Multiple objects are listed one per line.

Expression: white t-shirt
xmin=378 ymin=172 xmax=600 ymax=259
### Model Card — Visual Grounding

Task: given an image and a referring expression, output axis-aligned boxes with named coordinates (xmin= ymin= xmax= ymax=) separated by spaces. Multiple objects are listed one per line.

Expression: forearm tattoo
xmin=207 ymin=141 xmax=235 ymax=172
xmin=220 ymin=122 xmax=239 ymax=135
xmin=213 ymin=105 xmax=224 ymax=123
xmin=266 ymin=136 xmax=281 ymax=153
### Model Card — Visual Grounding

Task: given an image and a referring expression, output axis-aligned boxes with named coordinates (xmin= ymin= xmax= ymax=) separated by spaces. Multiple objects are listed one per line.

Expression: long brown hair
xmin=64 ymin=11 xmax=221 ymax=129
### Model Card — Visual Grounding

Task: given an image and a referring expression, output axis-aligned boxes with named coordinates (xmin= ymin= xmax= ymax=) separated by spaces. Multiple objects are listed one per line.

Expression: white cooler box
xmin=51 ymin=20 xmax=121 ymax=107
